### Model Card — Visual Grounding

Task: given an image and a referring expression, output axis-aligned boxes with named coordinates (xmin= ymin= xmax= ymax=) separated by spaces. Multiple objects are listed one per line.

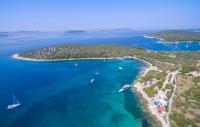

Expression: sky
xmin=0 ymin=0 xmax=200 ymax=31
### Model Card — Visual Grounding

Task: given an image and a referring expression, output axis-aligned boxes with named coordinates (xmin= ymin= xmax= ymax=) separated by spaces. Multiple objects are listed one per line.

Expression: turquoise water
xmin=0 ymin=31 xmax=199 ymax=127
xmin=0 ymin=57 xmax=148 ymax=127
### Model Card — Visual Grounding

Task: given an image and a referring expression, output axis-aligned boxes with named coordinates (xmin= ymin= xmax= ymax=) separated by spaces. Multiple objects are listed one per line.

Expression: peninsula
xmin=145 ymin=30 xmax=200 ymax=42
xmin=13 ymin=44 xmax=200 ymax=127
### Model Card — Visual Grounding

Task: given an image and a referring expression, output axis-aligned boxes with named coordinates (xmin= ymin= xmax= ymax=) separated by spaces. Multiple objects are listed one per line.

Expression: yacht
xmin=7 ymin=95 xmax=21 ymax=109
xmin=94 ymin=72 xmax=100 ymax=75
xmin=118 ymin=66 xmax=123 ymax=70
xmin=74 ymin=63 xmax=78 ymax=66
xmin=90 ymin=78 xmax=95 ymax=84
xmin=118 ymin=84 xmax=131 ymax=92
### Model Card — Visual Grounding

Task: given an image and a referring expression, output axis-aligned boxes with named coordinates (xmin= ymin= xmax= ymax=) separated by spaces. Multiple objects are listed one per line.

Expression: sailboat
xmin=94 ymin=72 xmax=100 ymax=75
xmin=118 ymin=66 xmax=123 ymax=70
xmin=7 ymin=95 xmax=21 ymax=109
xmin=163 ymin=42 xmax=166 ymax=46
xmin=74 ymin=63 xmax=78 ymax=66
xmin=90 ymin=78 xmax=95 ymax=84
xmin=118 ymin=84 xmax=131 ymax=92
xmin=185 ymin=43 xmax=189 ymax=48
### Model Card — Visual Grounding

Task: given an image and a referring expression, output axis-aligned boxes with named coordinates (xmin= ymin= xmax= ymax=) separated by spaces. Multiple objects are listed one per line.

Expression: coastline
xmin=131 ymin=61 xmax=163 ymax=127
xmin=13 ymin=53 xmax=127 ymax=61
xmin=144 ymin=35 xmax=199 ymax=43
xmin=13 ymin=53 xmax=168 ymax=127
xmin=133 ymin=64 xmax=169 ymax=127
xmin=13 ymin=54 xmax=150 ymax=65
xmin=144 ymin=35 xmax=164 ymax=41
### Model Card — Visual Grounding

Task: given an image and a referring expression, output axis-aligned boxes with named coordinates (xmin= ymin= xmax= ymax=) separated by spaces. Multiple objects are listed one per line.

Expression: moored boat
xmin=118 ymin=84 xmax=131 ymax=92
xmin=74 ymin=63 xmax=78 ymax=66
xmin=90 ymin=78 xmax=95 ymax=84
xmin=118 ymin=66 xmax=123 ymax=70
xmin=94 ymin=72 xmax=100 ymax=75
xmin=7 ymin=95 xmax=21 ymax=109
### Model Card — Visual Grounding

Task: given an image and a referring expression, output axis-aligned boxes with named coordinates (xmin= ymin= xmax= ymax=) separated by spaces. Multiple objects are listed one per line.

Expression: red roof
xmin=157 ymin=105 xmax=165 ymax=113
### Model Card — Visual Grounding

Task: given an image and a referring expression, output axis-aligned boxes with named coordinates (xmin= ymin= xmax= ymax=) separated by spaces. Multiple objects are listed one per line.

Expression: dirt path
xmin=162 ymin=72 xmax=172 ymax=90
xmin=166 ymin=70 xmax=179 ymax=127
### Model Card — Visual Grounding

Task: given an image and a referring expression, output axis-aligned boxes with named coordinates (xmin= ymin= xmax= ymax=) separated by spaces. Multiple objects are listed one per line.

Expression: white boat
xmin=94 ymin=72 xmax=100 ymax=75
xmin=90 ymin=78 xmax=95 ymax=84
xmin=118 ymin=66 xmax=123 ymax=70
xmin=118 ymin=84 xmax=131 ymax=92
xmin=74 ymin=63 xmax=78 ymax=66
xmin=7 ymin=95 xmax=21 ymax=109
xmin=185 ymin=44 xmax=189 ymax=48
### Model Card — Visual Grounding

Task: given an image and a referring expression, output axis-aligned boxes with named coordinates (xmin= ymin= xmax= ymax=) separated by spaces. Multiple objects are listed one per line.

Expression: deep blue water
xmin=0 ymin=31 xmax=200 ymax=127
xmin=1 ymin=31 xmax=200 ymax=57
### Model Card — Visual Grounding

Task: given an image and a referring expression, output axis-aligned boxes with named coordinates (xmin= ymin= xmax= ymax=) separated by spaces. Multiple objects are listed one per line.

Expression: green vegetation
xmin=174 ymin=97 xmax=189 ymax=109
xmin=19 ymin=44 xmax=145 ymax=60
xmin=172 ymin=74 xmax=200 ymax=127
xmin=140 ymin=70 xmax=160 ymax=82
xmin=182 ymin=87 xmax=200 ymax=102
xmin=139 ymin=70 xmax=166 ymax=83
xmin=155 ymin=80 xmax=163 ymax=90
xmin=180 ymin=63 xmax=197 ymax=73
xmin=139 ymin=70 xmax=166 ymax=90
xmin=144 ymin=85 xmax=157 ymax=97
xmin=170 ymin=112 xmax=198 ymax=127
xmin=193 ymin=76 xmax=200 ymax=86
xmin=149 ymin=30 xmax=200 ymax=42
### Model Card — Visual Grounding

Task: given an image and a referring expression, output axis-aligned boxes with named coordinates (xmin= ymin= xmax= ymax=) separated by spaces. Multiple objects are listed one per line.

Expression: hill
xmin=149 ymin=30 xmax=200 ymax=42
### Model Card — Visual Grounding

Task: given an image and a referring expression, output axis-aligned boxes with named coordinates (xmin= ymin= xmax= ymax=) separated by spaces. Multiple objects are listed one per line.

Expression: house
xmin=146 ymin=78 xmax=158 ymax=87
xmin=190 ymin=71 xmax=200 ymax=77
xmin=157 ymin=105 xmax=166 ymax=113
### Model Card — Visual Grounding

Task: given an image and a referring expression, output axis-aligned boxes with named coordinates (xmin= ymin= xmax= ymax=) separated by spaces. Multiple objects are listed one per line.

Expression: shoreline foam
xmin=144 ymin=35 xmax=164 ymax=41
xmin=144 ymin=35 xmax=200 ymax=43
xmin=13 ymin=54 xmax=150 ymax=64
xmin=13 ymin=54 xmax=120 ymax=61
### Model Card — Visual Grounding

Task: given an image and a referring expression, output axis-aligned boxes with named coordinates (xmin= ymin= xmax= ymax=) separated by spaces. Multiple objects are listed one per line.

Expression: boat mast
xmin=12 ymin=95 xmax=16 ymax=104
xmin=15 ymin=96 xmax=20 ymax=104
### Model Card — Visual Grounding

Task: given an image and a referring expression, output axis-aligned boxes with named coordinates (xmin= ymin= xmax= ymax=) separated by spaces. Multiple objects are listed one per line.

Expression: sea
xmin=0 ymin=30 xmax=200 ymax=127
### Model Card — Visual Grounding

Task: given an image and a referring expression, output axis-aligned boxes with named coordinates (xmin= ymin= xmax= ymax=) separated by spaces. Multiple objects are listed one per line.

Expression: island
xmin=145 ymin=30 xmax=200 ymax=42
xmin=64 ymin=30 xmax=86 ymax=34
xmin=13 ymin=44 xmax=200 ymax=127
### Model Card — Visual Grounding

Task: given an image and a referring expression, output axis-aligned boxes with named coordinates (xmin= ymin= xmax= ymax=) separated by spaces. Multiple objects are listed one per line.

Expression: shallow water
xmin=0 ymin=57 xmax=148 ymax=127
